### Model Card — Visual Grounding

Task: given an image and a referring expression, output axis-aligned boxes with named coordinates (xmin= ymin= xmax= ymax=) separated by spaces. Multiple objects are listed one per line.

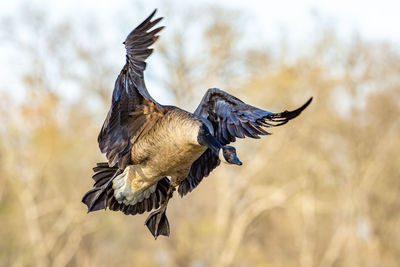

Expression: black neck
xmin=197 ymin=124 xmax=222 ymax=153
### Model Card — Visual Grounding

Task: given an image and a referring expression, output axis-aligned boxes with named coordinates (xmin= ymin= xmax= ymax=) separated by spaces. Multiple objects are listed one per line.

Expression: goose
xmin=82 ymin=9 xmax=312 ymax=239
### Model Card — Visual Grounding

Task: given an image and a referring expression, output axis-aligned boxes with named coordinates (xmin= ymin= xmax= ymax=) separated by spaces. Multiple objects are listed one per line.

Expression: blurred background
xmin=1 ymin=0 xmax=400 ymax=266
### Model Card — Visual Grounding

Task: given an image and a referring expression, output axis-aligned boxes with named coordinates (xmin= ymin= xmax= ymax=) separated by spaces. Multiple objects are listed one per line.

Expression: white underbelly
xmin=112 ymin=165 xmax=162 ymax=205
xmin=112 ymin=144 xmax=206 ymax=205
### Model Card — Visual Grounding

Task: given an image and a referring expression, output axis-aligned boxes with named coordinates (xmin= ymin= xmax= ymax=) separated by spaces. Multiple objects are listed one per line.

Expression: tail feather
xmin=82 ymin=186 xmax=109 ymax=212
xmin=93 ymin=169 xmax=118 ymax=187
xmin=82 ymin=163 xmax=121 ymax=212
xmin=82 ymin=162 xmax=170 ymax=215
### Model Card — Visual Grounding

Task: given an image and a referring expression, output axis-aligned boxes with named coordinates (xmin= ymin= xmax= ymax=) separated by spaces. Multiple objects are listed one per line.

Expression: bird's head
xmin=220 ymin=146 xmax=242 ymax=165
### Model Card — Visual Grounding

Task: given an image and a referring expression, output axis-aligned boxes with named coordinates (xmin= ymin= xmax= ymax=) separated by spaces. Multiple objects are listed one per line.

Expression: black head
xmin=222 ymin=146 xmax=242 ymax=166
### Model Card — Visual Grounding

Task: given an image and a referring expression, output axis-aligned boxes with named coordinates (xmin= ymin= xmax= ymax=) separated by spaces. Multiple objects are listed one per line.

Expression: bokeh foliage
xmin=1 ymin=4 xmax=399 ymax=267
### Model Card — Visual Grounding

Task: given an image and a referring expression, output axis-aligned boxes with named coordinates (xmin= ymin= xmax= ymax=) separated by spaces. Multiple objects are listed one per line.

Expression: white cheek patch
xmin=219 ymin=148 xmax=229 ymax=164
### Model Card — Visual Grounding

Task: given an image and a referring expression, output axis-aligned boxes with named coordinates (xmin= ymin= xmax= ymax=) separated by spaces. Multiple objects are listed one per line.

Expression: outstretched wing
xmin=98 ymin=9 xmax=165 ymax=169
xmin=178 ymin=88 xmax=312 ymax=196
xmin=194 ymin=88 xmax=312 ymax=145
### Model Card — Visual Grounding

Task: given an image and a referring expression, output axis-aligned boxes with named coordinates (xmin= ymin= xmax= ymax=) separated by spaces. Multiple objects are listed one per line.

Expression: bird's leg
xmin=144 ymin=185 xmax=175 ymax=239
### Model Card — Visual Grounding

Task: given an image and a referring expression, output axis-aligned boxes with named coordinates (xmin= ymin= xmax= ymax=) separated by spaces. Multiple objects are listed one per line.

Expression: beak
xmin=230 ymin=155 xmax=242 ymax=166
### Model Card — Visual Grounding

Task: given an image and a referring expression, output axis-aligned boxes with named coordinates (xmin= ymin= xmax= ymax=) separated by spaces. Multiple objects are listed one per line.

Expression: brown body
xmin=112 ymin=107 xmax=207 ymax=205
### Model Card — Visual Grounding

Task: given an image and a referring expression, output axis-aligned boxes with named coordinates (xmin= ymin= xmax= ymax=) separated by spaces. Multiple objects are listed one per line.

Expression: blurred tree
xmin=0 ymin=3 xmax=399 ymax=267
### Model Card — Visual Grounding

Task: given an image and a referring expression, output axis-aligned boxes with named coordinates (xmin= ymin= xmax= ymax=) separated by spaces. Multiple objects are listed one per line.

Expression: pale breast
xmin=130 ymin=107 xmax=207 ymax=181
xmin=113 ymin=109 xmax=208 ymax=204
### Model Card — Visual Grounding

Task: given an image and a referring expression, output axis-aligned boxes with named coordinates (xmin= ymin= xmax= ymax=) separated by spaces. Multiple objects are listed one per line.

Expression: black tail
xmin=82 ymin=162 xmax=170 ymax=215
xmin=81 ymin=163 xmax=120 ymax=212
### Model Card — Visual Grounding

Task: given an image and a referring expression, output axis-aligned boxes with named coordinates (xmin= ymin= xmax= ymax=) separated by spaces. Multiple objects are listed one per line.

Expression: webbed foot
xmin=145 ymin=207 xmax=170 ymax=239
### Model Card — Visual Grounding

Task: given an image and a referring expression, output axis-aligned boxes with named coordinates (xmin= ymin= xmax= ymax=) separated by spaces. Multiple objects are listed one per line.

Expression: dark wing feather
xmin=194 ymin=88 xmax=312 ymax=146
xmin=98 ymin=9 xmax=165 ymax=169
xmin=178 ymin=149 xmax=220 ymax=197
xmin=179 ymin=88 xmax=312 ymax=196
xmin=82 ymin=162 xmax=170 ymax=215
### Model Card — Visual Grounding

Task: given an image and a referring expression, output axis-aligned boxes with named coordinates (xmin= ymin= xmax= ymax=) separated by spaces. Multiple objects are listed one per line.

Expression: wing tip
xmin=262 ymin=96 xmax=313 ymax=126
xmin=124 ymin=8 xmax=164 ymax=43
xmin=142 ymin=8 xmax=159 ymax=27
xmin=294 ymin=96 xmax=313 ymax=115
xmin=303 ymin=96 xmax=313 ymax=110
xmin=283 ymin=96 xmax=313 ymax=118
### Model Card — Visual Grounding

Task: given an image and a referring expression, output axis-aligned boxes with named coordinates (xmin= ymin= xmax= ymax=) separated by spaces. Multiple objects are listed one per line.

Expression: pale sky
xmin=3 ymin=0 xmax=399 ymax=42
xmin=1 ymin=0 xmax=399 ymax=103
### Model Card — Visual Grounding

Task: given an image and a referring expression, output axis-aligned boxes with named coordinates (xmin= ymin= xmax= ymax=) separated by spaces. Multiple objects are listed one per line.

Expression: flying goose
xmin=82 ymin=9 xmax=312 ymax=239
